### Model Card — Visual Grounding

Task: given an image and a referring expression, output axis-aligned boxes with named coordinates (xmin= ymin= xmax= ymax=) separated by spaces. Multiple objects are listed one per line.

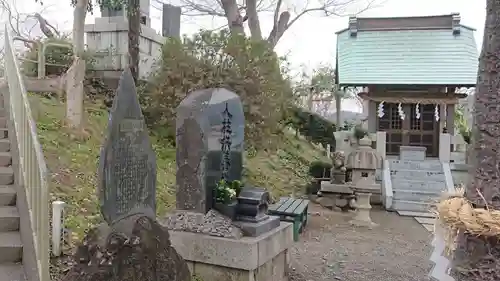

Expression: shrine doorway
xmin=377 ymin=102 xmax=439 ymax=157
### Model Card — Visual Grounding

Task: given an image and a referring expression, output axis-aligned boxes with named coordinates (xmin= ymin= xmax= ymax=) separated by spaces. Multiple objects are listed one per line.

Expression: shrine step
xmin=0 ymin=232 xmax=22 ymax=263
xmin=0 ymin=167 xmax=13 ymax=186
xmin=390 ymin=169 xmax=446 ymax=182
xmin=0 ymin=139 xmax=10 ymax=153
xmin=393 ymin=189 xmax=443 ymax=202
xmin=392 ymin=199 xmax=434 ymax=213
xmin=0 ymin=207 xmax=20 ymax=232
xmin=391 ymin=179 xmax=447 ymax=191
xmin=0 ymin=187 xmax=16 ymax=206
xmin=0 ymin=152 xmax=12 ymax=167
xmin=389 ymin=160 xmax=443 ymax=171
xmin=397 ymin=210 xmax=435 ymax=218
xmin=0 ymin=263 xmax=25 ymax=281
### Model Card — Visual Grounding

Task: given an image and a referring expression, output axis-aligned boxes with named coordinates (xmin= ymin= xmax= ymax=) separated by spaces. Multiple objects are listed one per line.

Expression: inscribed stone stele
xmin=98 ymin=69 xmax=157 ymax=224
xmin=175 ymin=88 xmax=244 ymax=213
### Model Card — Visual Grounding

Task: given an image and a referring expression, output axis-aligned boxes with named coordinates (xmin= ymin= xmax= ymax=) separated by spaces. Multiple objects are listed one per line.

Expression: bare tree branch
xmin=0 ymin=0 xmax=61 ymax=48
xmin=33 ymin=12 xmax=60 ymax=38
xmin=155 ymin=0 xmax=382 ymax=48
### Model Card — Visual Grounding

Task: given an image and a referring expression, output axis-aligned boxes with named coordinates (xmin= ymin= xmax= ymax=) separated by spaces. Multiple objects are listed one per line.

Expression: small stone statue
xmin=331 ymin=151 xmax=347 ymax=184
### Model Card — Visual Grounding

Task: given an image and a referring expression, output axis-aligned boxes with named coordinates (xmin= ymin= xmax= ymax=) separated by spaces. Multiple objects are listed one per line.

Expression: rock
xmin=61 ymin=215 xmax=191 ymax=281
xmin=163 ymin=210 xmax=243 ymax=239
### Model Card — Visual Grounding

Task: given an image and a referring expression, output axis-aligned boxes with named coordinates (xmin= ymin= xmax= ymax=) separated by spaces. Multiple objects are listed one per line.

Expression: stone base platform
xmin=169 ymin=222 xmax=294 ymax=281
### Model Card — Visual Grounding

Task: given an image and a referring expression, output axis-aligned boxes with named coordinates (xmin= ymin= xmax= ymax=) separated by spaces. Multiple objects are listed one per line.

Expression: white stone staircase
xmin=0 ymin=106 xmax=24 ymax=280
xmin=2 ymin=28 xmax=51 ymax=281
xmin=390 ymin=159 xmax=447 ymax=213
xmin=382 ymin=147 xmax=455 ymax=221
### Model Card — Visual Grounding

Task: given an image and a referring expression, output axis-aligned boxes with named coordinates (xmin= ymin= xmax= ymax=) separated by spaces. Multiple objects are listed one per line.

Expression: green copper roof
xmin=336 ymin=25 xmax=479 ymax=86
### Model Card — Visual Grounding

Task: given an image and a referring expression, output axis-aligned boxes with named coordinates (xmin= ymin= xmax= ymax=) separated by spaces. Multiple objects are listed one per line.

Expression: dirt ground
xmin=289 ymin=203 xmax=433 ymax=281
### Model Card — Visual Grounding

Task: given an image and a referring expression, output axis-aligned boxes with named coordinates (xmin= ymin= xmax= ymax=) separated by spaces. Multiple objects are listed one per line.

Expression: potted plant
xmin=214 ymin=179 xmax=242 ymax=219
xmin=351 ymin=124 xmax=368 ymax=146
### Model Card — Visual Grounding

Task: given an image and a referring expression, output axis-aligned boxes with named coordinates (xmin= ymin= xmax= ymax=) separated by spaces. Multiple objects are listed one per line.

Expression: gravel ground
xmin=289 ymin=203 xmax=433 ymax=281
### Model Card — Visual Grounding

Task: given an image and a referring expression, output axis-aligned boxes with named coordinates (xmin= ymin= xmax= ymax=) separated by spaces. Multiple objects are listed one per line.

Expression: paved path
xmin=289 ymin=204 xmax=433 ymax=281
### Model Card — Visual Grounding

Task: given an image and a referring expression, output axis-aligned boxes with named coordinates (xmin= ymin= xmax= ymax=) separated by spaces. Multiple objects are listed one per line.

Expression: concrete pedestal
xmin=349 ymin=192 xmax=378 ymax=228
xmin=84 ymin=17 xmax=165 ymax=79
xmin=169 ymin=222 xmax=293 ymax=281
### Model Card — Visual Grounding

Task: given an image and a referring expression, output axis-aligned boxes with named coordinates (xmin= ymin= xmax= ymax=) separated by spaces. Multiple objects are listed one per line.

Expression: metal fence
xmin=3 ymin=25 xmax=50 ymax=281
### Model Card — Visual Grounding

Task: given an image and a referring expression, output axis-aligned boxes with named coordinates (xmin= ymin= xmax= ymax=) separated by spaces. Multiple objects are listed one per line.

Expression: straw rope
xmin=359 ymin=95 xmax=460 ymax=104
xmin=435 ymin=185 xmax=500 ymax=253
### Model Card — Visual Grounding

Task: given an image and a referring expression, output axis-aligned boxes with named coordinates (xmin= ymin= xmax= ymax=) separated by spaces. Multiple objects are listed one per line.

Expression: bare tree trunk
xmin=245 ymin=0 xmax=262 ymax=39
xmin=72 ymin=0 xmax=88 ymax=57
xmin=65 ymin=0 xmax=88 ymax=129
xmin=220 ymin=0 xmax=245 ymax=35
xmin=451 ymin=0 xmax=500 ymax=280
xmin=128 ymin=0 xmax=140 ymax=83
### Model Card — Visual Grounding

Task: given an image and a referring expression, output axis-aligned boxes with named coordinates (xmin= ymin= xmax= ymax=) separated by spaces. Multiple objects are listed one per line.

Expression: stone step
xmin=390 ymin=169 xmax=445 ymax=182
xmin=0 ymin=263 xmax=25 ymax=281
xmin=0 ymin=186 xmax=16 ymax=206
xmin=0 ymin=129 xmax=7 ymax=140
xmin=0 ymin=207 xmax=19 ymax=232
xmin=0 ymin=167 xmax=14 ymax=186
xmin=389 ymin=160 xmax=443 ymax=171
xmin=421 ymin=223 xmax=434 ymax=232
xmin=392 ymin=199 xmax=434 ymax=213
xmin=0 ymin=152 xmax=12 ymax=167
xmin=0 ymin=117 xmax=7 ymax=128
xmin=392 ymin=179 xmax=447 ymax=191
xmin=0 ymin=232 xmax=22 ymax=263
xmin=415 ymin=217 xmax=436 ymax=225
xmin=393 ymin=189 xmax=443 ymax=202
xmin=0 ymin=139 xmax=10 ymax=152
xmin=397 ymin=210 xmax=436 ymax=218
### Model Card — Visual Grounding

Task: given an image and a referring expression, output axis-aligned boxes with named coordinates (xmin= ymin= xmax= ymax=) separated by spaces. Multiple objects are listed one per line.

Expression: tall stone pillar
xmin=162 ymin=4 xmax=181 ymax=38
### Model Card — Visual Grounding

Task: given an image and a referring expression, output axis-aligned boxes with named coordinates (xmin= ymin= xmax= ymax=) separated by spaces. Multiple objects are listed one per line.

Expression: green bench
xmin=268 ymin=197 xmax=310 ymax=241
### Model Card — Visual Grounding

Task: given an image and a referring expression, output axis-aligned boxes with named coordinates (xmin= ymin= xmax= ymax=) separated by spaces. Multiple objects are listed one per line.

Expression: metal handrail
xmin=12 ymin=36 xmax=72 ymax=78
xmin=4 ymin=25 xmax=50 ymax=281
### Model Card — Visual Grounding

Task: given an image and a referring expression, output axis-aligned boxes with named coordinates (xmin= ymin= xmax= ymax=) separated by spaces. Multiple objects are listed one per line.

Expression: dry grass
xmin=29 ymin=95 xmax=328 ymax=241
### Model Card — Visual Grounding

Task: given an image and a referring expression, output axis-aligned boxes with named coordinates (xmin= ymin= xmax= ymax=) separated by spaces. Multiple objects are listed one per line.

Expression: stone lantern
xmin=346 ymin=136 xmax=381 ymax=228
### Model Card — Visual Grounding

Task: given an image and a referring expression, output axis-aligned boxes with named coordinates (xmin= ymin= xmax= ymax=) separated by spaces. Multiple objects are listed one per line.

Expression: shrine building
xmin=335 ymin=14 xmax=478 ymax=157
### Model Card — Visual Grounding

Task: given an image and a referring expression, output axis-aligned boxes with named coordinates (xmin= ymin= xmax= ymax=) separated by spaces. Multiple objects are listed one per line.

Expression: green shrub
xmin=306 ymin=160 xmax=332 ymax=195
xmin=142 ymin=30 xmax=293 ymax=151
xmin=308 ymin=160 xmax=332 ymax=179
xmin=287 ymin=106 xmax=336 ymax=148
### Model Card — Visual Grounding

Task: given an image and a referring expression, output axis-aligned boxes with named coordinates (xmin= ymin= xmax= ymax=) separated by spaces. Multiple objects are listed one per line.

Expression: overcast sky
xmin=3 ymin=0 xmax=486 ymax=69
xmin=1 ymin=0 xmax=486 ymax=111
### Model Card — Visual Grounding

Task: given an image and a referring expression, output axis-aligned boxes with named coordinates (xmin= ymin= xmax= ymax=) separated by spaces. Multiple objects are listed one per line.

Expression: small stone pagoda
xmin=346 ymin=137 xmax=381 ymax=228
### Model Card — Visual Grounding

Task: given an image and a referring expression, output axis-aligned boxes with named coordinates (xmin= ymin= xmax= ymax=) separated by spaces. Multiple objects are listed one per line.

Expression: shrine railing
xmin=3 ymin=26 xmax=50 ymax=281
xmin=439 ymin=133 xmax=468 ymax=164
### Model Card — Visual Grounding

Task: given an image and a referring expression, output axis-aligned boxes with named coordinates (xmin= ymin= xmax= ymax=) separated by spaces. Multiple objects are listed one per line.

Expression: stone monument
xmin=174 ymin=88 xmax=244 ymax=214
xmin=346 ymin=136 xmax=381 ymax=228
xmin=165 ymin=88 xmax=293 ymax=281
xmin=61 ymin=69 xmax=190 ymax=281
xmin=162 ymin=4 xmax=181 ymax=37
